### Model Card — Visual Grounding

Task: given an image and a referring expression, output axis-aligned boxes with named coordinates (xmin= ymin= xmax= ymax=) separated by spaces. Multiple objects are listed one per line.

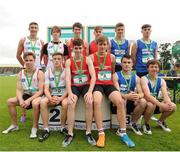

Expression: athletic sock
xmin=119 ymin=128 xmax=126 ymax=137
xmin=44 ymin=127 xmax=49 ymax=132
xmin=86 ymin=131 xmax=91 ymax=135
xmin=98 ymin=128 xmax=104 ymax=135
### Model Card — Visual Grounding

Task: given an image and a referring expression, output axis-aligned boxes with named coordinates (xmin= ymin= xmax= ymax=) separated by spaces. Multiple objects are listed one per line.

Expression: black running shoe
xmin=143 ymin=123 xmax=152 ymax=135
xmin=86 ymin=133 xmax=96 ymax=146
xmin=60 ymin=128 xmax=68 ymax=135
xmin=131 ymin=123 xmax=143 ymax=135
xmin=62 ymin=134 xmax=73 ymax=147
xmin=38 ymin=130 xmax=50 ymax=142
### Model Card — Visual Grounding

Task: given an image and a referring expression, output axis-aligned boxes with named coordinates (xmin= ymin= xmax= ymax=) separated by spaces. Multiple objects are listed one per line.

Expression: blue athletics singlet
xmin=116 ymin=71 xmax=136 ymax=94
xmin=136 ymin=39 xmax=157 ymax=73
xmin=110 ymin=39 xmax=129 ymax=66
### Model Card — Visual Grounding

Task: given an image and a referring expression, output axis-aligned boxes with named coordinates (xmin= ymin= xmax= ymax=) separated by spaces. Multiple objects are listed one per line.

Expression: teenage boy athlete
xmin=89 ymin=36 xmax=135 ymax=148
xmin=2 ymin=52 xmax=44 ymax=139
xmin=110 ymin=23 xmax=130 ymax=72
xmin=42 ymin=26 xmax=69 ymax=69
xmin=131 ymin=24 xmax=158 ymax=77
xmin=89 ymin=26 xmax=103 ymax=54
xmin=141 ymin=60 xmax=176 ymax=134
xmin=67 ymin=22 xmax=89 ymax=57
xmin=62 ymin=38 xmax=96 ymax=147
xmin=38 ymin=52 xmax=68 ymax=142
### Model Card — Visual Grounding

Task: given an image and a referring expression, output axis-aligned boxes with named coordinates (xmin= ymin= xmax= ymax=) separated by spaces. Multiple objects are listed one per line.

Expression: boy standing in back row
xmin=89 ymin=26 xmax=103 ymax=54
xmin=131 ymin=24 xmax=158 ymax=77
xmin=110 ymin=23 xmax=130 ymax=72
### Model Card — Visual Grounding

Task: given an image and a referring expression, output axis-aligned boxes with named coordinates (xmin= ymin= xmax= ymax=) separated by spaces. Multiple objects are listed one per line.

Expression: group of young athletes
xmin=2 ymin=22 xmax=176 ymax=148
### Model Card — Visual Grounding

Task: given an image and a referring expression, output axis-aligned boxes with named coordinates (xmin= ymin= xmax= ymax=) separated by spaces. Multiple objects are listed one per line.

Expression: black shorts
xmin=71 ymin=85 xmax=90 ymax=97
xmin=111 ymin=100 xmax=135 ymax=114
xmin=94 ymin=84 xmax=117 ymax=97
xmin=126 ymin=100 xmax=136 ymax=114
xmin=115 ymin=65 xmax=122 ymax=72
xmin=136 ymin=72 xmax=148 ymax=78
xmin=22 ymin=94 xmax=32 ymax=110
xmin=154 ymin=106 xmax=161 ymax=114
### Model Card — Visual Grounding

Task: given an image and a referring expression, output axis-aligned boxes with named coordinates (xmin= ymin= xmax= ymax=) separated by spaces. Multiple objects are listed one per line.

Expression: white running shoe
xmin=143 ymin=124 xmax=152 ymax=135
xmin=116 ymin=128 xmax=121 ymax=136
xmin=157 ymin=121 xmax=171 ymax=132
xmin=130 ymin=123 xmax=143 ymax=136
xmin=151 ymin=116 xmax=158 ymax=121
xmin=30 ymin=128 xmax=37 ymax=138
xmin=2 ymin=125 xmax=19 ymax=134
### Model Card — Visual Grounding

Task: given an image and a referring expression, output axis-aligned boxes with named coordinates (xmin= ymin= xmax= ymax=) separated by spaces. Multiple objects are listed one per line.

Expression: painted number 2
xmin=49 ymin=109 xmax=60 ymax=122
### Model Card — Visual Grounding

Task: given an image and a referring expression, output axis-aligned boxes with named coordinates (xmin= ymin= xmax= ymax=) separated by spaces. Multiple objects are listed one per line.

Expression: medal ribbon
xmin=54 ymin=69 xmax=62 ymax=90
xmin=142 ymin=39 xmax=152 ymax=51
xmin=74 ymin=57 xmax=83 ymax=75
xmin=97 ymin=53 xmax=107 ymax=70
xmin=115 ymin=37 xmax=125 ymax=50
xmin=30 ymin=39 xmax=37 ymax=53
xmin=25 ymin=70 xmax=35 ymax=90
xmin=147 ymin=74 xmax=158 ymax=97
xmin=121 ymin=71 xmax=132 ymax=92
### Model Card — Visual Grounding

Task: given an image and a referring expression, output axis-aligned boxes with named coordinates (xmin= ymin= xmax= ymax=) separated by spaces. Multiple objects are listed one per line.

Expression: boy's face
xmin=121 ymin=58 xmax=133 ymax=72
xmin=73 ymin=45 xmax=83 ymax=55
xmin=73 ymin=27 xmax=81 ymax=37
xmin=52 ymin=55 xmax=62 ymax=67
xmin=115 ymin=26 xmax=125 ymax=38
xmin=29 ymin=24 xmax=39 ymax=36
xmin=24 ymin=55 xmax=35 ymax=69
xmin=97 ymin=41 xmax=108 ymax=53
xmin=52 ymin=30 xmax=60 ymax=40
xmin=148 ymin=64 xmax=159 ymax=74
xmin=141 ymin=27 xmax=151 ymax=38
xmin=94 ymin=30 xmax=103 ymax=39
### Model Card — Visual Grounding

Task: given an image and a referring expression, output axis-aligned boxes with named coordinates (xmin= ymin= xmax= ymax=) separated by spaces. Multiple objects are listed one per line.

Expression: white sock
xmin=69 ymin=133 xmax=73 ymax=136
xmin=44 ymin=127 xmax=49 ymax=132
xmin=86 ymin=131 xmax=91 ymax=135
xmin=12 ymin=124 xmax=18 ymax=127
xmin=119 ymin=132 xmax=127 ymax=137
xmin=32 ymin=128 xmax=37 ymax=132
xmin=119 ymin=128 xmax=126 ymax=137
xmin=60 ymin=126 xmax=65 ymax=131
